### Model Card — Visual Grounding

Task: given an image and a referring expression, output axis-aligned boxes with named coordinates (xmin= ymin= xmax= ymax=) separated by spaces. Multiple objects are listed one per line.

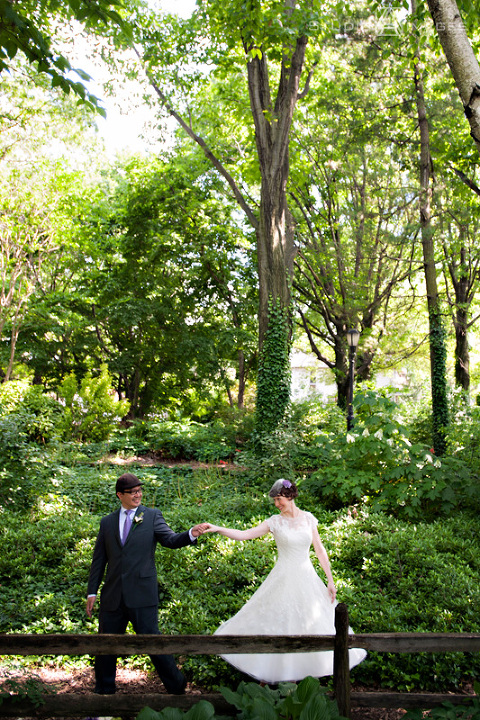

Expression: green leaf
xmin=184 ymin=699 xmax=216 ymax=720
xmin=136 ymin=707 xmax=162 ymax=720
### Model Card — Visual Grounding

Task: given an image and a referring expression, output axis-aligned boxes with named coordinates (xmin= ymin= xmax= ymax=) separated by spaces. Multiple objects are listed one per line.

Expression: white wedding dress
xmin=214 ymin=511 xmax=367 ymax=683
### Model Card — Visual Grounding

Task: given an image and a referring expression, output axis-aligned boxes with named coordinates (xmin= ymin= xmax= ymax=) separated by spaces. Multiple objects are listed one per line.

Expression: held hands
xmin=191 ymin=523 xmax=213 ymax=537
xmin=190 ymin=523 xmax=220 ymax=536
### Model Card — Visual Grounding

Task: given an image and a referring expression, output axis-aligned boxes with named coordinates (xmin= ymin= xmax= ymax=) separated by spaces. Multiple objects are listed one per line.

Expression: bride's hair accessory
xmin=268 ymin=478 xmax=298 ymax=499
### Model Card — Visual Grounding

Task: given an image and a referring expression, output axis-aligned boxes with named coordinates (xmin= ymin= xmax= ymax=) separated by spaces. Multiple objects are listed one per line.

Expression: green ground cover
xmin=1 ymin=459 xmax=480 ymax=692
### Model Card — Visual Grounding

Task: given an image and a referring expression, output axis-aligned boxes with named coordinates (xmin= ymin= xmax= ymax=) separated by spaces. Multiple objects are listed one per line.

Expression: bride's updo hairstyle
xmin=268 ymin=478 xmax=298 ymax=500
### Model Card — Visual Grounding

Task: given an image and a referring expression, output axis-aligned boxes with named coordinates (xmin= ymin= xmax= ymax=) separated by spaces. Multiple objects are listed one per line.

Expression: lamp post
xmin=346 ymin=328 xmax=360 ymax=431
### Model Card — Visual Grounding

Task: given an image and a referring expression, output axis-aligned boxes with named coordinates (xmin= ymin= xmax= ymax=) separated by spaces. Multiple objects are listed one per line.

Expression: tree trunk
xmin=454 ymin=304 xmax=469 ymax=392
xmin=256 ymin=180 xmax=294 ymax=346
xmin=246 ymin=34 xmax=307 ymax=346
xmin=335 ymin=335 xmax=349 ymax=411
xmin=425 ymin=0 xmax=480 ymax=154
xmin=139 ymin=5 xmax=309 ymax=433
xmin=413 ymin=22 xmax=449 ymax=454
xmin=237 ymin=349 xmax=246 ymax=409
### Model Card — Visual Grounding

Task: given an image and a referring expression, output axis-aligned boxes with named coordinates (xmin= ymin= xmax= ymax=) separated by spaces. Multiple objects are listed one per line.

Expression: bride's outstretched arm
xmin=203 ymin=520 xmax=269 ymax=541
xmin=312 ymin=527 xmax=337 ymax=602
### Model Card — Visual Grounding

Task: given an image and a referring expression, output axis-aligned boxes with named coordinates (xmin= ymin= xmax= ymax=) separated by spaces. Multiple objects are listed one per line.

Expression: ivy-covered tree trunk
xmin=442 ymin=239 xmax=473 ymax=394
xmin=255 ymin=298 xmax=291 ymax=434
xmin=413 ymin=39 xmax=449 ymax=454
xmin=245 ymin=28 xmax=307 ymax=434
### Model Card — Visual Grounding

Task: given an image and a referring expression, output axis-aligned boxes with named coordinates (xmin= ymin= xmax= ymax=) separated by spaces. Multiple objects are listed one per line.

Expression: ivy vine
xmin=429 ymin=306 xmax=449 ymax=456
xmin=254 ymin=296 xmax=292 ymax=439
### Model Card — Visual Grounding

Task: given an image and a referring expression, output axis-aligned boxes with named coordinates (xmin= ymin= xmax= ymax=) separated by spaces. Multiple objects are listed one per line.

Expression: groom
xmin=86 ymin=472 xmax=207 ymax=695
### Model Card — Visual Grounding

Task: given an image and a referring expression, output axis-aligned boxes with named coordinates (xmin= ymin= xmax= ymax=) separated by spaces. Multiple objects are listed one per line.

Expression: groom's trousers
xmin=94 ymin=600 xmax=185 ymax=694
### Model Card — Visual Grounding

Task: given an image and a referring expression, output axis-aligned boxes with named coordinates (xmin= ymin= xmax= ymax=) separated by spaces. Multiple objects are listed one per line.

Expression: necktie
xmin=122 ymin=510 xmax=133 ymax=545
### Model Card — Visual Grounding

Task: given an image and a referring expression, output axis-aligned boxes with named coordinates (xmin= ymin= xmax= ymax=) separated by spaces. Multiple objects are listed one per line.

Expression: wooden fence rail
xmin=0 ymin=604 xmax=478 ymax=718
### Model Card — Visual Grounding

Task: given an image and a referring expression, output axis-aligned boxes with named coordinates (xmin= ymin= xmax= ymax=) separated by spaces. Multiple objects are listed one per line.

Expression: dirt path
xmin=3 ymin=666 xmax=408 ymax=719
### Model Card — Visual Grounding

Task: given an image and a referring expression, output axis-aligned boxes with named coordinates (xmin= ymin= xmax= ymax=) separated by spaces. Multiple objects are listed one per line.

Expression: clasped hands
xmin=190 ymin=523 xmax=215 ymax=537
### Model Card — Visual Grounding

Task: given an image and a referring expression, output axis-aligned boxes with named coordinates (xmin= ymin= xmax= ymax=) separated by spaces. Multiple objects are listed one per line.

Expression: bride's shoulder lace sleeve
xmin=305 ymin=511 xmax=318 ymax=528
xmin=266 ymin=515 xmax=278 ymax=532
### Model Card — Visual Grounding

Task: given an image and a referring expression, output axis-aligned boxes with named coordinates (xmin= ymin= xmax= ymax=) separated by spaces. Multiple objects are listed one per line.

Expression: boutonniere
xmin=133 ymin=512 xmax=144 ymax=527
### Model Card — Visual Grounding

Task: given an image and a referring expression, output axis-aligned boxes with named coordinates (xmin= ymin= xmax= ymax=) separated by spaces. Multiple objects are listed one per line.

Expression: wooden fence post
xmin=334 ymin=602 xmax=351 ymax=719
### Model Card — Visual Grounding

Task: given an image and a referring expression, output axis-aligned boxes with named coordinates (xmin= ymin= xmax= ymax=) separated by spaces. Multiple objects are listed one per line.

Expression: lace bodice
xmin=267 ymin=511 xmax=317 ymax=566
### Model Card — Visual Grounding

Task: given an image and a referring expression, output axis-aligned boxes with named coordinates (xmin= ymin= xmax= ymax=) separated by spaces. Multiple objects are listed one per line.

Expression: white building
xmin=290 ymin=349 xmax=410 ymax=402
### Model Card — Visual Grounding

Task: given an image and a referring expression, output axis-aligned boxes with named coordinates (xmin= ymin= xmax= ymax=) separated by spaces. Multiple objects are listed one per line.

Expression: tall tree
xmin=289 ymin=47 xmax=420 ymax=408
xmin=117 ymin=0 xmax=330 ymax=433
xmin=292 ymin=155 xmax=418 ymax=408
xmin=0 ymin=58 xmax=107 ymax=381
xmin=411 ymin=0 xmax=449 ymax=453
xmin=437 ymin=192 xmax=480 ymax=393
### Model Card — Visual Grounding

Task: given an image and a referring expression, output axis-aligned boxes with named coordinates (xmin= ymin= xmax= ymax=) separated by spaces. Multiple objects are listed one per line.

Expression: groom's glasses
xmin=123 ymin=488 xmax=143 ymax=495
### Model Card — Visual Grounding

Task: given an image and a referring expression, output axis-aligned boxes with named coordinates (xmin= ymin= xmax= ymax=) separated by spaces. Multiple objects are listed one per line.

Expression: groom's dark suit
xmin=87 ymin=503 xmax=196 ymax=694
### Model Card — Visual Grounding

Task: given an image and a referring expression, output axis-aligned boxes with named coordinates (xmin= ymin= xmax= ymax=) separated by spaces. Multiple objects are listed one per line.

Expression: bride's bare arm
xmin=312 ymin=526 xmax=337 ymax=602
xmin=204 ymin=520 xmax=270 ymax=540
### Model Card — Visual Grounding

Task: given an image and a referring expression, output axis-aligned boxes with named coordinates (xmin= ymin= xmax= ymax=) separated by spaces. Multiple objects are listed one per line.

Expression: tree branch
xmin=133 ymin=48 xmax=258 ymax=231
xmin=452 ymin=166 xmax=480 ymax=196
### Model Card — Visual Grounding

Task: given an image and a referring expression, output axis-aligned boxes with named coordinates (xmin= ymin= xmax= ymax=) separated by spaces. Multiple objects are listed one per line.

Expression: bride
xmin=204 ymin=479 xmax=366 ymax=683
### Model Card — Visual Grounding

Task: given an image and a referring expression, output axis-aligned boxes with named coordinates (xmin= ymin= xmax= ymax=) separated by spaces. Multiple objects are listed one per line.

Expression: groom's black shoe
xmin=94 ymin=687 xmax=116 ymax=694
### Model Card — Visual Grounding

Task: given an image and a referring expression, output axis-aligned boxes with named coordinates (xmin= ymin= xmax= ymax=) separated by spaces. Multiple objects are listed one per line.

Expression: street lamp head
xmin=346 ymin=328 xmax=360 ymax=349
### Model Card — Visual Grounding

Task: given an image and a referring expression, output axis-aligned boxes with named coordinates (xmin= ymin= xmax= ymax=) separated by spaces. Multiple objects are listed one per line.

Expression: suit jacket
xmin=87 ymin=505 xmax=194 ymax=610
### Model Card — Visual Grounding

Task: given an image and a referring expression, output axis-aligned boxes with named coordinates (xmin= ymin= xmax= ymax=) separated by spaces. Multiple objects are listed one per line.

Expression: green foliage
xmin=135 ymin=677 xmax=347 ymax=720
xmin=444 ymin=392 xmax=480 ymax=467
xmin=0 ymin=0 xmax=123 ymax=112
xmin=255 ymin=297 xmax=291 ymax=437
xmin=136 ymin=700 xmax=217 ymax=720
xmin=239 ymin=424 xmax=297 ymax=483
xmin=145 ymin=419 xmax=238 ymax=462
xmin=56 ymin=364 xmax=130 ymax=442
xmin=3 ymin=400 xmax=480 ymax=691
xmin=0 ymin=674 xmax=52 ymax=707
xmin=0 ymin=380 xmax=62 ymax=443
xmin=4 ymin=459 xmax=480 ymax=692
xmin=304 ymin=390 xmax=480 ymax=519
xmin=329 ymin=510 xmax=480 ymax=690
xmin=0 ymin=381 xmax=61 ymax=510
xmin=0 ymin=502 xmax=97 ymax=635
xmin=52 ymin=154 xmax=258 ymax=420
xmin=220 ymin=676 xmax=348 ymax=720
xmin=404 ymin=699 xmax=480 ymax=719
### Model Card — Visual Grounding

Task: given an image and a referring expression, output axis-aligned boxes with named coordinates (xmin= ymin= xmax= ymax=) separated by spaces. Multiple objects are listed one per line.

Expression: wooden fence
xmin=0 ymin=604 xmax=479 ymax=719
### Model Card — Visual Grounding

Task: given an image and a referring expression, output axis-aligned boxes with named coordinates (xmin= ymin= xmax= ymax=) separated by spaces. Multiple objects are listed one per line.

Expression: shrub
xmin=0 ymin=411 xmax=54 ymax=511
xmin=304 ymin=389 xmax=480 ymax=519
xmin=146 ymin=420 xmax=237 ymax=462
xmin=0 ymin=380 xmax=62 ymax=443
xmin=326 ymin=509 xmax=480 ymax=691
xmin=56 ymin=365 xmax=130 ymax=442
